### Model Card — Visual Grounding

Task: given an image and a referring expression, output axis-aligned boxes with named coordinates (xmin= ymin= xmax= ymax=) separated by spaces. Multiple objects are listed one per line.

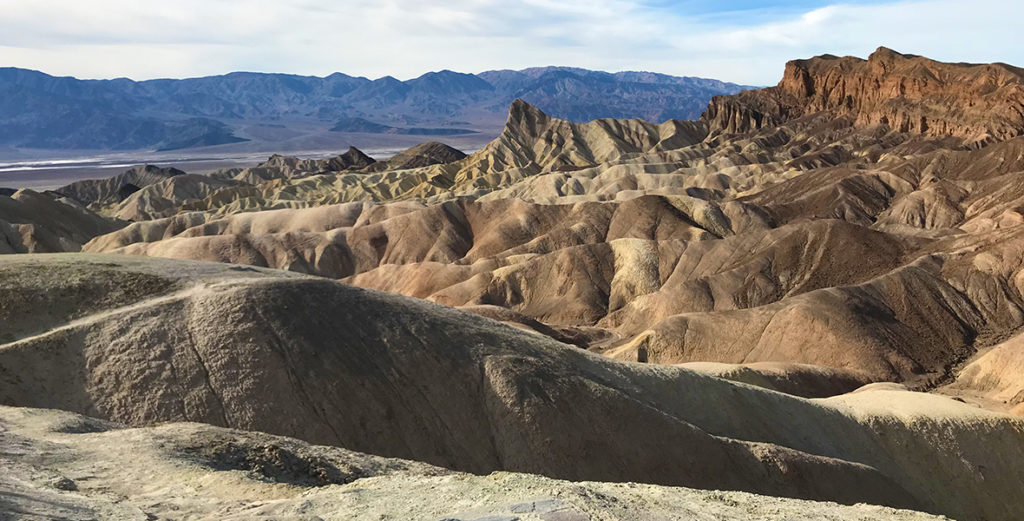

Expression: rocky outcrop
xmin=704 ymin=47 xmax=1024 ymax=145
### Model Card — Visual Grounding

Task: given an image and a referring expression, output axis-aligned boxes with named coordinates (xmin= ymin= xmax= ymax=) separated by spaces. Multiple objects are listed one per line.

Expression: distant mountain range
xmin=0 ymin=66 xmax=751 ymax=152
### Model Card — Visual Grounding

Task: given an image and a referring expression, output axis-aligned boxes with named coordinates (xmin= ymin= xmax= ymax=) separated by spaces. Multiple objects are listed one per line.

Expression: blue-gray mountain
xmin=0 ymin=66 xmax=751 ymax=151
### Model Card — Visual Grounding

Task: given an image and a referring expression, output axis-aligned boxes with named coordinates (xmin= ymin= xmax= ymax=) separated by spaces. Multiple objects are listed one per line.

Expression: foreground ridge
xmin=0 ymin=405 xmax=948 ymax=521
xmin=1 ymin=254 xmax=1023 ymax=520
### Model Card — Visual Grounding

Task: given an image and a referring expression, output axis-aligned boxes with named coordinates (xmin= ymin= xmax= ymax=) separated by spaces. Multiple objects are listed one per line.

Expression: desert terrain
xmin=4 ymin=47 xmax=1024 ymax=520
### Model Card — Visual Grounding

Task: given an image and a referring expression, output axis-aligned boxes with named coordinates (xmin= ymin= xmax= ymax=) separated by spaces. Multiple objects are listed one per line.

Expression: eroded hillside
xmin=57 ymin=49 xmax=1024 ymax=408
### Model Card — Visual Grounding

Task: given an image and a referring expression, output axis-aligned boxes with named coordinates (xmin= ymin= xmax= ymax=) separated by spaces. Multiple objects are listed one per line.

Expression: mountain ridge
xmin=0 ymin=66 xmax=752 ymax=152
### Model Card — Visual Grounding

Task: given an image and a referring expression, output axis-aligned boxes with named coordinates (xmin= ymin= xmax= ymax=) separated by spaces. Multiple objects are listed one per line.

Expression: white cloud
xmin=0 ymin=0 xmax=1020 ymax=84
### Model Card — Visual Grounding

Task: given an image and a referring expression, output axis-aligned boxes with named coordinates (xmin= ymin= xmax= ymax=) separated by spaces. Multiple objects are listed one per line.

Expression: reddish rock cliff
xmin=703 ymin=47 xmax=1024 ymax=146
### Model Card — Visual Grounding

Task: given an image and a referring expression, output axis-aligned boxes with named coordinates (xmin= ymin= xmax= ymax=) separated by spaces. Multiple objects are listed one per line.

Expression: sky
xmin=0 ymin=0 xmax=1020 ymax=85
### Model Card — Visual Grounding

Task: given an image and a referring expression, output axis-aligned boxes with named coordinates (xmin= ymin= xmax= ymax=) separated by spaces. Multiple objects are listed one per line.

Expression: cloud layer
xmin=0 ymin=0 xmax=1020 ymax=84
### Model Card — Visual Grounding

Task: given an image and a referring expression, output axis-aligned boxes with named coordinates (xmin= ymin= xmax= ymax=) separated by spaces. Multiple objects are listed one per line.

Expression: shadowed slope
xmin=0 ymin=189 xmax=123 ymax=253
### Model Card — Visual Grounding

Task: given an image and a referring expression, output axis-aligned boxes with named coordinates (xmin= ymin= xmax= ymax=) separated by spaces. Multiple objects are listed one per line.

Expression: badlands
xmin=4 ymin=48 xmax=1024 ymax=520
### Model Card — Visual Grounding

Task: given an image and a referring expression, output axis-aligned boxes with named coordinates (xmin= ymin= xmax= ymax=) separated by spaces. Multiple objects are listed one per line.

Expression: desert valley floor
xmin=4 ymin=48 xmax=1024 ymax=520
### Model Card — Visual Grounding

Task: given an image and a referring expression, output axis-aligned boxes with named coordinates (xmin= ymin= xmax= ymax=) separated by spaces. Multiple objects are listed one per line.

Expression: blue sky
xmin=0 ymin=0 xmax=1020 ymax=85
xmin=663 ymin=0 xmax=888 ymax=17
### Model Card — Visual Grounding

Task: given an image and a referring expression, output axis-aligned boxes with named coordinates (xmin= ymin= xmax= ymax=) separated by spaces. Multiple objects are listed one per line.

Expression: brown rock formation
xmin=704 ymin=47 xmax=1024 ymax=146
